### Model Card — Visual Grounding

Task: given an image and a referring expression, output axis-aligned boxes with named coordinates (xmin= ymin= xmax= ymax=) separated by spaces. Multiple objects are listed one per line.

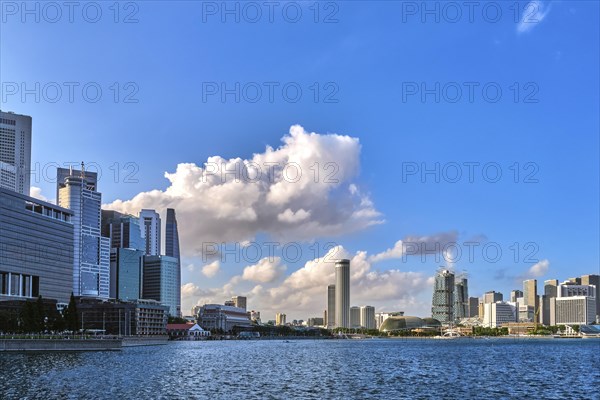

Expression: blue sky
xmin=1 ymin=1 xmax=598 ymax=319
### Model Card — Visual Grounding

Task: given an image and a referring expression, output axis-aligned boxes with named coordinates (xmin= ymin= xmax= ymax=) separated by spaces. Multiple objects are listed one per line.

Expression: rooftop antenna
xmin=69 ymin=165 xmax=73 ymax=176
xmin=80 ymin=162 xmax=85 ymax=179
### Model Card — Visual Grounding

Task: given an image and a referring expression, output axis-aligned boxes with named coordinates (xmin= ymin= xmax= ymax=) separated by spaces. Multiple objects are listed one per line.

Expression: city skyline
xmin=1 ymin=2 xmax=599 ymax=321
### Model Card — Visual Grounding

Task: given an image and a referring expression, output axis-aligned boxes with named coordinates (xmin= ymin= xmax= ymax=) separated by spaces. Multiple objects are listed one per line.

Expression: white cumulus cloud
xmin=242 ymin=257 xmax=286 ymax=283
xmin=105 ymin=125 xmax=382 ymax=257
xmin=201 ymin=260 xmax=221 ymax=278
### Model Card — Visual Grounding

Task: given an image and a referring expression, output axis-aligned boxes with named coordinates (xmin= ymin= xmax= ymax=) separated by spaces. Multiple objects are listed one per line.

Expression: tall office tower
xmin=0 ymin=187 xmax=74 ymax=304
xmin=544 ymin=279 xmax=559 ymax=297
xmin=275 ymin=313 xmax=286 ymax=326
xmin=360 ymin=306 xmax=376 ymax=330
xmin=468 ymin=297 xmax=479 ymax=317
xmin=0 ymin=111 xmax=31 ymax=195
xmin=139 ymin=209 xmax=161 ymax=256
xmin=327 ymin=284 xmax=336 ymax=328
xmin=165 ymin=208 xmax=181 ymax=316
xmin=581 ymin=275 xmax=600 ymax=322
xmin=57 ymin=167 xmax=110 ymax=298
xmin=510 ymin=290 xmax=523 ymax=302
xmin=523 ymin=279 xmax=539 ymax=323
xmin=454 ymin=275 xmax=468 ymax=320
xmin=350 ymin=306 xmax=361 ymax=328
xmin=232 ymin=296 xmax=247 ymax=310
xmin=110 ymin=248 xmax=144 ymax=300
xmin=483 ymin=291 xmax=503 ymax=303
xmin=335 ymin=259 xmax=350 ymax=329
xmin=101 ymin=210 xmax=145 ymax=251
xmin=142 ymin=255 xmax=179 ymax=316
xmin=431 ymin=269 xmax=455 ymax=324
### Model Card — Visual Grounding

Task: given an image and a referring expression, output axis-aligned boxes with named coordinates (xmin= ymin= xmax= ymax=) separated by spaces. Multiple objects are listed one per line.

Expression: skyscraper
xmin=360 ymin=305 xmax=376 ymax=329
xmin=101 ymin=210 xmax=145 ymax=251
xmin=165 ymin=208 xmax=181 ymax=316
xmin=0 ymin=111 xmax=31 ymax=195
xmin=454 ymin=275 xmax=468 ymax=320
xmin=327 ymin=284 xmax=336 ymax=328
xmin=139 ymin=209 xmax=161 ymax=256
xmin=350 ymin=306 xmax=361 ymax=328
xmin=57 ymin=166 xmax=110 ymax=298
xmin=523 ymin=279 xmax=538 ymax=322
xmin=544 ymin=279 xmax=559 ymax=297
xmin=468 ymin=297 xmax=479 ymax=317
xmin=142 ymin=255 xmax=179 ymax=316
xmin=432 ymin=269 xmax=455 ymax=324
xmin=483 ymin=291 xmax=503 ymax=304
xmin=510 ymin=290 xmax=523 ymax=302
xmin=276 ymin=313 xmax=286 ymax=326
xmin=335 ymin=259 xmax=350 ymax=329
xmin=581 ymin=274 xmax=600 ymax=321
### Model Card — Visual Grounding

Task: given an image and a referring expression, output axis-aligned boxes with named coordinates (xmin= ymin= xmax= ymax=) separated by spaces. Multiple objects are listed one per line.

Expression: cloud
xmin=369 ymin=231 xmax=459 ymax=263
xmin=242 ymin=257 xmax=286 ymax=283
xmin=182 ymin=242 xmax=433 ymax=320
xmin=526 ymin=259 xmax=549 ymax=278
xmin=517 ymin=1 xmax=551 ymax=33
xmin=30 ymin=186 xmax=48 ymax=202
xmin=104 ymin=125 xmax=383 ymax=257
xmin=201 ymin=260 xmax=220 ymax=278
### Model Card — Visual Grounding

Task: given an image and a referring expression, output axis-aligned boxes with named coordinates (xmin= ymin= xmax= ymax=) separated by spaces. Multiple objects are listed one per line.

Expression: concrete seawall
xmin=0 ymin=339 xmax=122 ymax=352
xmin=122 ymin=336 xmax=169 ymax=347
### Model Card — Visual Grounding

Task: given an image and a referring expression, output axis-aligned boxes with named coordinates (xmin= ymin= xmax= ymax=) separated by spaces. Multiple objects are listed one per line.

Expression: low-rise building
xmin=197 ymin=304 xmax=253 ymax=332
xmin=166 ymin=323 xmax=210 ymax=340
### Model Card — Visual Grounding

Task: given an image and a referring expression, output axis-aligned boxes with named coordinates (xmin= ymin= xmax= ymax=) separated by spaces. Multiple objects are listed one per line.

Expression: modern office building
xmin=483 ymin=291 xmax=503 ymax=304
xmin=76 ymin=297 xmax=168 ymax=335
xmin=555 ymin=296 xmax=596 ymax=325
xmin=335 ymin=259 xmax=350 ymax=329
xmin=275 ymin=312 xmax=287 ymax=326
xmin=109 ymin=248 xmax=144 ymax=301
xmin=0 ymin=111 xmax=31 ymax=195
xmin=431 ymin=269 xmax=455 ymax=324
xmin=581 ymin=274 xmax=600 ymax=321
xmin=360 ymin=305 xmax=376 ymax=330
xmin=544 ymin=279 xmax=559 ymax=297
xmin=142 ymin=255 xmax=179 ymax=316
xmin=483 ymin=301 xmax=518 ymax=328
xmin=558 ymin=283 xmax=596 ymax=298
xmin=510 ymin=290 xmax=523 ymax=303
xmin=327 ymin=284 xmax=336 ymax=328
xmin=101 ymin=210 xmax=145 ymax=251
xmin=0 ymin=187 xmax=74 ymax=304
xmin=468 ymin=297 xmax=479 ymax=318
xmin=139 ymin=209 xmax=161 ymax=256
xmin=232 ymin=296 xmax=247 ymax=311
xmin=350 ymin=306 xmax=361 ymax=328
xmin=523 ymin=279 xmax=538 ymax=323
xmin=197 ymin=304 xmax=253 ymax=332
xmin=57 ymin=167 xmax=110 ymax=299
xmin=165 ymin=208 xmax=181 ymax=316
xmin=454 ymin=275 xmax=468 ymax=320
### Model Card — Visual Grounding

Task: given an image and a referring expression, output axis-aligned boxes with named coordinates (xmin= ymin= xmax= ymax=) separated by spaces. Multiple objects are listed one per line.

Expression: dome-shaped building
xmin=379 ymin=316 xmax=441 ymax=333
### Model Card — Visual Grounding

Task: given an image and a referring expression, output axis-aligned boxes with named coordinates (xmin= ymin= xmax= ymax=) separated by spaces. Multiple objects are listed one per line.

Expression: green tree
xmin=63 ymin=293 xmax=79 ymax=333
xmin=36 ymin=296 xmax=47 ymax=332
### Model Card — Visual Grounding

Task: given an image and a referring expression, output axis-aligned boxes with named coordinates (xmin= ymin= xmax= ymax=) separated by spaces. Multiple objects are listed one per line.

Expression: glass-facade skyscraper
xmin=57 ymin=167 xmax=110 ymax=298
xmin=432 ymin=269 xmax=455 ymax=324
xmin=454 ymin=275 xmax=468 ymax=320
xmin=142 ymin=255 xmax=179 ymax=316
xmin=165 ymin=208 xmax=181 ymax=316
xmin=0 ymin=111 xmax=31 ymax=195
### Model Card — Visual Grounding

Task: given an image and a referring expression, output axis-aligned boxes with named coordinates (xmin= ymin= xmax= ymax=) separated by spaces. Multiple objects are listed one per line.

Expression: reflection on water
xmin=1 ymin=339 xmax=599 ymax=399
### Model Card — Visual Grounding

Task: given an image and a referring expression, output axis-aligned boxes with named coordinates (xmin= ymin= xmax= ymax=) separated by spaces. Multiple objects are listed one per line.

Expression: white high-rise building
xmin=350 ymin=306 xmax=361 ymax=328
xmin=0 ymin=111 xmax=31 ymax=195
xmin=139 ymin=209 xmax=161 ymax=255
xmin=335 ymin=259 xmax=350 ymax=329
xmin=360 ymin=306 xmax=376 ymax=330
xmin=555 ymin=296 xmax=596 ymax=325
xmin=483 ymin=301 xmax=518 ymax=328
xmin=327 ymin=284 xmax=336 ymax=328
xmin=57 ymin=167 xmax=110 ymax=298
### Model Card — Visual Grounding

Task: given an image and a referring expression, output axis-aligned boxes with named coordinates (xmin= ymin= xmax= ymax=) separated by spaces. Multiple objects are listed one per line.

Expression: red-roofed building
xmin=166 ymin=323 xmax=210 ymax=340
